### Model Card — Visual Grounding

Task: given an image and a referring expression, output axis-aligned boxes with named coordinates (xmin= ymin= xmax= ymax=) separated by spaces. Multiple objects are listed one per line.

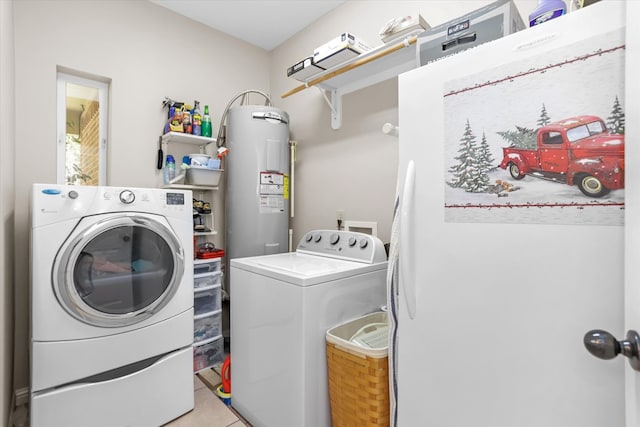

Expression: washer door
xmin=53 ymin=213 xmax=185 ymax=327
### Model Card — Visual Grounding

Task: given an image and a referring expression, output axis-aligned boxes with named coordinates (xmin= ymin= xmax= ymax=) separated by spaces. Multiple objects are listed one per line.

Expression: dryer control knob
xmin=119 ymin=190 xmax=135 ymax=204
xmin=68 ymin=190 xmax=79 ymax=199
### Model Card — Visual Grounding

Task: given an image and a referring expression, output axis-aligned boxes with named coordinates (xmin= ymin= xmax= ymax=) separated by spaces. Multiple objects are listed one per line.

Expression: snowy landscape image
xmin=442 ymin=28 xmax=625 ymax=226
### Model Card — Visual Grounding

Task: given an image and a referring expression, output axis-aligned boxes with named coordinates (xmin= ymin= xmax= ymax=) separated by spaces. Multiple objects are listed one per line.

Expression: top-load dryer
xmin=230 ymin=229 xmax=388 ymax=427
xmin=30 ymin=184 xmax=194 ymax=426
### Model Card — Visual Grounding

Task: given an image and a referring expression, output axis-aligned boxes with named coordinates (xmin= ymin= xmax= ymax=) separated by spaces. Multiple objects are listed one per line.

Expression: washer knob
xmin=68 ymin=190 xmax=79 ymax=199
xmin=330 ymin=234 xmax=340 ymax=245
xmin=348 ymin=237 xmax=357 ymax=247
xmin=119 ymin=190 xmax=135 ymax=204
xmin=359 ymin=239 xmax=368 ymax=249
xmin=314 ymin=234 xmax=322 ymax=243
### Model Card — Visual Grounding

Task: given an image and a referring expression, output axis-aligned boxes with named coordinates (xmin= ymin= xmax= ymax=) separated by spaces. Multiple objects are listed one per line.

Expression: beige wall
xmin=272 ymin=0 xmax=536 ymax=247
xmin=5 ymin=0 xmax=537 ymax=420
xmin=1 ymin=0 xmax=16 ymax=423
xmin=10 ymin=0 xmax=269 ymax=405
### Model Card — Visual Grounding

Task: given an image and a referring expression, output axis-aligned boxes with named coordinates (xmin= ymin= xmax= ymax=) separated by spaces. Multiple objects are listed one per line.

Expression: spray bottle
xmin=529 ymin=0 xmax=567 ymax=27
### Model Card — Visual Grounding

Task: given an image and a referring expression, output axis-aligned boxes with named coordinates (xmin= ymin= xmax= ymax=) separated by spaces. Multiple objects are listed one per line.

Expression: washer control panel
xmin=297 ymin=230 xmax=387 ymax=264
xmin=32 ymin=184 xmax=191 ymax=228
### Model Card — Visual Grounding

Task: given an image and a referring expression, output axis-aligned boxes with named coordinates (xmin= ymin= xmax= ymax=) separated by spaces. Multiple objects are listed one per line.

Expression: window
xmin=57 ymin=71 xmax=109 ymax=185
xmin=566 ymin=120 xmax=606 ymax=143
xmin=542 ymin=131 xmax=563 ymax=145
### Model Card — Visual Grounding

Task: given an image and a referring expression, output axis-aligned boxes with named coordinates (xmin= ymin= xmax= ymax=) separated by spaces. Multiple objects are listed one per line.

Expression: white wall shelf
xmin=161 ymin=132 xmax=216 ymax=148
xmin=281 ymin=35 xmax=420 ymax=129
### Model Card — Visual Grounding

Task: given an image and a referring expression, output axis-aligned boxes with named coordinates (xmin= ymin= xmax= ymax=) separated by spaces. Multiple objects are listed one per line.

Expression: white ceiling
xmin=150 ymin=0 xmax=346 ymax=51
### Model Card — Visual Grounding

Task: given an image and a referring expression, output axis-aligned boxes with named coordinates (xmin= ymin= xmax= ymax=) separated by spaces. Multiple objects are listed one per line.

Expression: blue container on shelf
xmin=529 ymin=0 xmax=567 ymax=27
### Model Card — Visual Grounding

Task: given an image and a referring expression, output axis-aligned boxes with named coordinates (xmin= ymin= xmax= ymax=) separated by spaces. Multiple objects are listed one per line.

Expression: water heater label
xmin=260 ymin=172 xmax=286 ymax=213
xmin=260 ymin=172 xmax=284 ymax=195
xmin=260 ymin=195 xmax=285 ymax=213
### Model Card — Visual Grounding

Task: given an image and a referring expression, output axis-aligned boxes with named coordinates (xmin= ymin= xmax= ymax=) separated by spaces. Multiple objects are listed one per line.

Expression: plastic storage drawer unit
xmin=194 ymin=287 xmax=221 ymax=316
xmin=193 ymin=336 xmax=224 ymax=372
xmin=193 ymin=310 xmax=222 ymax=344
xmin=194 ymin=258 xmax=222 ymax=275
xmin=194 ymin=272 xmax=222 ymax=290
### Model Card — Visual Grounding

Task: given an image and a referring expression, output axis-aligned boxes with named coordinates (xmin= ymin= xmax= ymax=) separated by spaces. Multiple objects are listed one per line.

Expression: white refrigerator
xmin=392 ymin=1 xmax=640 ymax=426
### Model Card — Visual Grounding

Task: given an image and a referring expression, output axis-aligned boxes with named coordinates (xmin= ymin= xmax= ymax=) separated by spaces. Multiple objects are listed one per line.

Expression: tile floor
xmin=164 ymin=370 xmax=251 ymax=427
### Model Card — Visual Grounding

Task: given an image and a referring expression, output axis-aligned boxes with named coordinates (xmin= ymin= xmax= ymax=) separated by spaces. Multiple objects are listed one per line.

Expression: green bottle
xmin=202 ymin=105 xmax=212 ymax=138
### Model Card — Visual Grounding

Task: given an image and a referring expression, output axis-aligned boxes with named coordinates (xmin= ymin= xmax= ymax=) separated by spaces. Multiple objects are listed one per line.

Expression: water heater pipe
xmin=216 ymin=90 xmax=273 ymax=148
xmin=289 ymin=140 xmax=297 ymax=218
xmin=288 ymin=140 xmax=297 ymax=252
xmin=289 ymin=229 xmax=293 ymax=253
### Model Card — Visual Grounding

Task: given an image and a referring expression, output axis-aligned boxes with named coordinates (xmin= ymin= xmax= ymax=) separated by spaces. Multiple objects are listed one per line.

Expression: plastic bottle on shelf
xmin=182 ymin=108 xmax=192 ymax=134
xmin=192 ymin=101 xmax=202 ymax=136
xmin=163 ymin=154 xmax=176 ymax=185
xmin=529 ymin=0 xmax=566 ymax=27
xmin=202 ymin=105 xmax=212 ymax=138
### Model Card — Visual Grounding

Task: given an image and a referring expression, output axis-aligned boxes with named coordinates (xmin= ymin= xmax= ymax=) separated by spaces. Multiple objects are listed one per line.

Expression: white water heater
xmin=225 ymin=105 xmax=290 ymax=269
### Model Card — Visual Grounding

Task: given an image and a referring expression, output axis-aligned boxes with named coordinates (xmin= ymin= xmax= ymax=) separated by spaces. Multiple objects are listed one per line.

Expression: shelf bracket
xmin=316 ymin=87 xmax=342 ymax=130
xmin=330 ymin=90 xmax=342 ymax=130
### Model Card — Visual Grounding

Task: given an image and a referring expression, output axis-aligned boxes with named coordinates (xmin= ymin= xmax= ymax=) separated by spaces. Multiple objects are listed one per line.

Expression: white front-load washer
xmin=230 ymin=230 xmax=388 ymax=427
xmin=30 ymin=184 xmax=195 ymax=427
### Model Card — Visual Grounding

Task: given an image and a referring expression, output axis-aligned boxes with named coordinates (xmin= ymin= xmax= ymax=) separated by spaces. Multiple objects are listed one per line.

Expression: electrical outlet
xmin=336 ymin=210 xmax=345 ymax=221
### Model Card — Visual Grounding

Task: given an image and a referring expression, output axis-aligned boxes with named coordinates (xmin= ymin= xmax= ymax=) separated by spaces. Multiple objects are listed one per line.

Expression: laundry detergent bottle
xmin=529 ymin=0 xmax=566 ymax=27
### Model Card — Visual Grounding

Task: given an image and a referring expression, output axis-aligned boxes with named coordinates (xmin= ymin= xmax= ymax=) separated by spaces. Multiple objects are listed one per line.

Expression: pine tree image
xmin=497 ymin=126 xmax=537 ymax=150
xmin=448 ymin=120 xmax=489 ymax=193
xmin=606 ymin=95 xmax=625 ymax=134
xmin=477 ymin=132 xmax=496 ymax=173
xmin=537 ymin=103 xmax=551 ymax=127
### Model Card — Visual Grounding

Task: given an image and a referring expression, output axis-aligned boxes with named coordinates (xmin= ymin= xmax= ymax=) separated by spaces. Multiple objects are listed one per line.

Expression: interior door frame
xmin=624 ymin=2 xmax=640 ymax=426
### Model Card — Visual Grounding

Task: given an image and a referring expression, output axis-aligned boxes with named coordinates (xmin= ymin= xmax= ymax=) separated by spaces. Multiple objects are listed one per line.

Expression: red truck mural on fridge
xmin=499 ymin=115 xmax=624 ymax=197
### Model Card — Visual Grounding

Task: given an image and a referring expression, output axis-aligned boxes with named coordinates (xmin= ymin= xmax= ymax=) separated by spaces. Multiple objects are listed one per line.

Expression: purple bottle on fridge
xmin=529 ymin=0 xmax=567 ymax=27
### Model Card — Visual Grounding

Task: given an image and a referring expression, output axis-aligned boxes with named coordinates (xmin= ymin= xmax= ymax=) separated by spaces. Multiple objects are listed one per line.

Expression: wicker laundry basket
xmin=326 ymin=312 xmax=389 ymax=427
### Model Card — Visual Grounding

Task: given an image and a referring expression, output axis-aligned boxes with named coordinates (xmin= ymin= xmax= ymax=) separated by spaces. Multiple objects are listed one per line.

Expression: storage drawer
xmin=194 ymin=286 xmax=221 ymax=316
xmin=194 ymin=258 xmax=221 ymax=275
xmin=194 ymin=271 xmax=222 ymax=290
xmin=193 ymin=336 xmax=224 ymax=372
xmin=194 ymin=310 xmax=222 ymax=344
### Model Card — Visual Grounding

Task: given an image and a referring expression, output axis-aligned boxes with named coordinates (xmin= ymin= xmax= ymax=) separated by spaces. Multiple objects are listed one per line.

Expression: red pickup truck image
xmin=499 ymin=115 xmax=624 ymax=197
